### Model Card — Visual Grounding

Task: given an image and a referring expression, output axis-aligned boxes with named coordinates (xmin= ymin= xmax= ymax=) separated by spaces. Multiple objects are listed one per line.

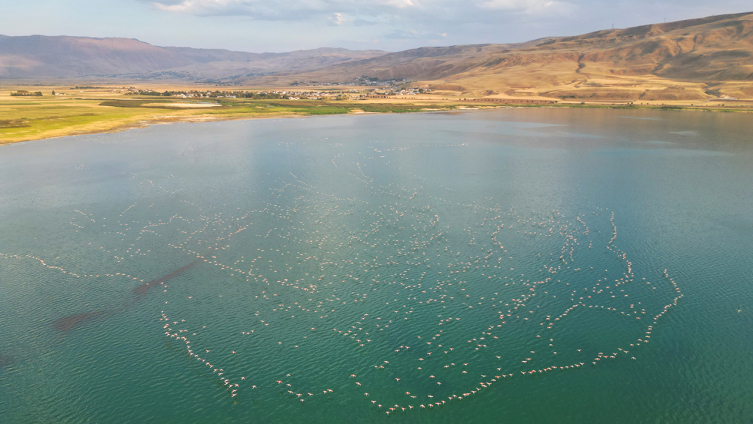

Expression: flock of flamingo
xmin=1 ymin=137 xmax=683 ymax=416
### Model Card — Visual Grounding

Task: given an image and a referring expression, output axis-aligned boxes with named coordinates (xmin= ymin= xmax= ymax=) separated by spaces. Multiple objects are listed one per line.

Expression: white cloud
xmin=475 ymin=0 xmax=569 ymax=14
xmin=150 ymin=0 xmax=424 ymax=18
xmin=328 ymin=12 xmax=348 ymax=25
xmin=142 ymin=0 xmax=580 ymax=49
xmin=149 ymin=0 xmax=569 ymax=19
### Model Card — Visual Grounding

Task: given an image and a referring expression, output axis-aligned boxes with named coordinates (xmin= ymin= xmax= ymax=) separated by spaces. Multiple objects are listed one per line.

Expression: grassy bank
xmin=0 ymin=92 xmax=455 ymax=144
xmin=2 ymin=86 xmax=750 ymax=145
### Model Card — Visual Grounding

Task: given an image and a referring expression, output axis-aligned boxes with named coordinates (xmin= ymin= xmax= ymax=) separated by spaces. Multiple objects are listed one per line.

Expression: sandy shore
xmin=1 ymin=101 xmax=751 ymax=147
xmin=0 ymin=113 xmax=308 ymax=146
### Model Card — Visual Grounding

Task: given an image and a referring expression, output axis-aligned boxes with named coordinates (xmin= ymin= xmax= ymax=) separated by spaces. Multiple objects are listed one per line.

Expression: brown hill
xmin=3 ymin=12 xmax=752 ymax=100
xmin=263 ymin=12 xmax=753 ymax=100
xmin=0 ymin=35 xmax=191 ymax=78
xmin=0 ymin=36 xmax=386 ymax=80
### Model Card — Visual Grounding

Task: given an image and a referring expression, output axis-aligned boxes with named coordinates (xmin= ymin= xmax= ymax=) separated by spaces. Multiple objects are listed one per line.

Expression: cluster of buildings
xmin=125 ymin=89 xmax=280 ymax=99
xmin=120 ymin=82 xmax=431 ymax=101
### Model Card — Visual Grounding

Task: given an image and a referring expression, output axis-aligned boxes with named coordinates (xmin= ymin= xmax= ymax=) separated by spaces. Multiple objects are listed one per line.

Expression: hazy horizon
xmin=0 ymin=1 xmax=750 ymax=53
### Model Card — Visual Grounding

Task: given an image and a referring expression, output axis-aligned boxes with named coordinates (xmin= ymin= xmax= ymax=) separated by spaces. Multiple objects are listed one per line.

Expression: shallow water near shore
xmin=1 ymin=108 xmax=752 ymax=423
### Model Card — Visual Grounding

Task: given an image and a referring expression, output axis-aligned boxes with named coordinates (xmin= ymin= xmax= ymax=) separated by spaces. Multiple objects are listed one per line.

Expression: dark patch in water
xmin=0 ymin=353 xmax=12 ymax=368
xmin=54 ymin=310 xmax=108 ymax=332
xmin=53 ymin=260 xmax=198 ymax=334
xmin=133 ymin=261 xmax=196 ymax=296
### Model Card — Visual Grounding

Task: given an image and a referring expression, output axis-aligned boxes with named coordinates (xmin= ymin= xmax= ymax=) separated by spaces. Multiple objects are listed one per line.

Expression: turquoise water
xmin=0 ymin=108 xmax=751 ymax=423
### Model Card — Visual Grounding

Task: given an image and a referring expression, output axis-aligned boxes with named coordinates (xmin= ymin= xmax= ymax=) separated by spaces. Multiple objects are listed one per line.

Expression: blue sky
xmin=1 ymin=0 xmax=750 ymax=52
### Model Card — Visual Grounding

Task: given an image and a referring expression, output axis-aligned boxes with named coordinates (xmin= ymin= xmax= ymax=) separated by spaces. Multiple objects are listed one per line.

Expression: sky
xmin=0 ymin=0 xmax=750 ymax=52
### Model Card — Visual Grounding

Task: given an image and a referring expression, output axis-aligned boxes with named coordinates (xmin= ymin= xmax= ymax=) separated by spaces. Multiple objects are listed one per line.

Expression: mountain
xmin=2 ymin=12 xmax=752 ymax=100
xmin=261 ymin=12 xmax=753 ymax=100
xmin=0 ymin=36 xmax=190 ymax=78
xmin=0 ymin=35 xmax=386 ymax=80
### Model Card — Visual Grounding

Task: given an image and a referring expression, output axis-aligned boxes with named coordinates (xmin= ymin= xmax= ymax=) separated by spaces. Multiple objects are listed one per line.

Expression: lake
xmin=1 ymin=108 xmax=751 ymax=423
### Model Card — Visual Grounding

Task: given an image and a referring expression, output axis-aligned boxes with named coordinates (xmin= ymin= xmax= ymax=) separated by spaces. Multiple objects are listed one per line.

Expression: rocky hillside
xmin=271 ymin=12 xmax=753 ymax=100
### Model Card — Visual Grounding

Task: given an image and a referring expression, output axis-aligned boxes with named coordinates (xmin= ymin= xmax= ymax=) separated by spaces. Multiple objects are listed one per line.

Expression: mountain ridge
xmin=268 ymin=11 xmax=752 ymax=100
xmin=0 ymin=35 xmax=387 ymax=79
xmin=2 ymin=12 xmax=752 ymax=100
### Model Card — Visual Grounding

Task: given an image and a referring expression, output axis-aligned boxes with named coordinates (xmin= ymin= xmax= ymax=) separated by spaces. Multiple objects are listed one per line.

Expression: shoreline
xmin=0 ymin=113 xmax=306 ymax=147
xmin=1 ymin=102 xmax=751 ymax=147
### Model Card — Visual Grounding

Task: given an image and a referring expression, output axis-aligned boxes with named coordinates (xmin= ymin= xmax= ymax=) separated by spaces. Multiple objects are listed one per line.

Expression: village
xmin=124 ymin=81 xmax=431 ymax=101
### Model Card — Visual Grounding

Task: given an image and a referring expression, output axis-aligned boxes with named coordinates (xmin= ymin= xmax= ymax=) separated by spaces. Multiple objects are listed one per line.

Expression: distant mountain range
xmin=2 ymin=11 xmax=752 ymax=100
xmin=297 ymin=12 xmax=753 ymax=82
xmin=0 ymin=35 xmax=386 ymax=80
xmin=281 ymin=11 xmax=753 ymax=100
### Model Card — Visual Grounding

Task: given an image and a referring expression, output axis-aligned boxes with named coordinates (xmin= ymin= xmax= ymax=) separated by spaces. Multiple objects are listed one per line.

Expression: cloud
xmin=152 ymin=0 xmax=305 ymax=19
xmin=475 ymin=0 xmax=569 ymax=14
xmin=149 ymin=0 xmax=424 ymax=19
xmin=328 ymin=12 xmax=348 ymax=26
xmin=147 ymin=0 xmax=571 ymax=20
xmin=143 ymin=0 xmax=580 ymax=50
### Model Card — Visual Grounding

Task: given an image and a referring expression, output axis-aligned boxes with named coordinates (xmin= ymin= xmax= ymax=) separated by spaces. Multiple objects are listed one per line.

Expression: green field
xmin=0 ymin=92 xmax=457 ymax=144
xmin=2 ymin=88 xmax=749 ymax=145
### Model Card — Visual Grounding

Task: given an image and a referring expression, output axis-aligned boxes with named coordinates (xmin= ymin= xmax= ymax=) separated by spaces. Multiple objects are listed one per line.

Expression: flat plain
xmin=1 ymin=84 xmax=750 ymax=145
